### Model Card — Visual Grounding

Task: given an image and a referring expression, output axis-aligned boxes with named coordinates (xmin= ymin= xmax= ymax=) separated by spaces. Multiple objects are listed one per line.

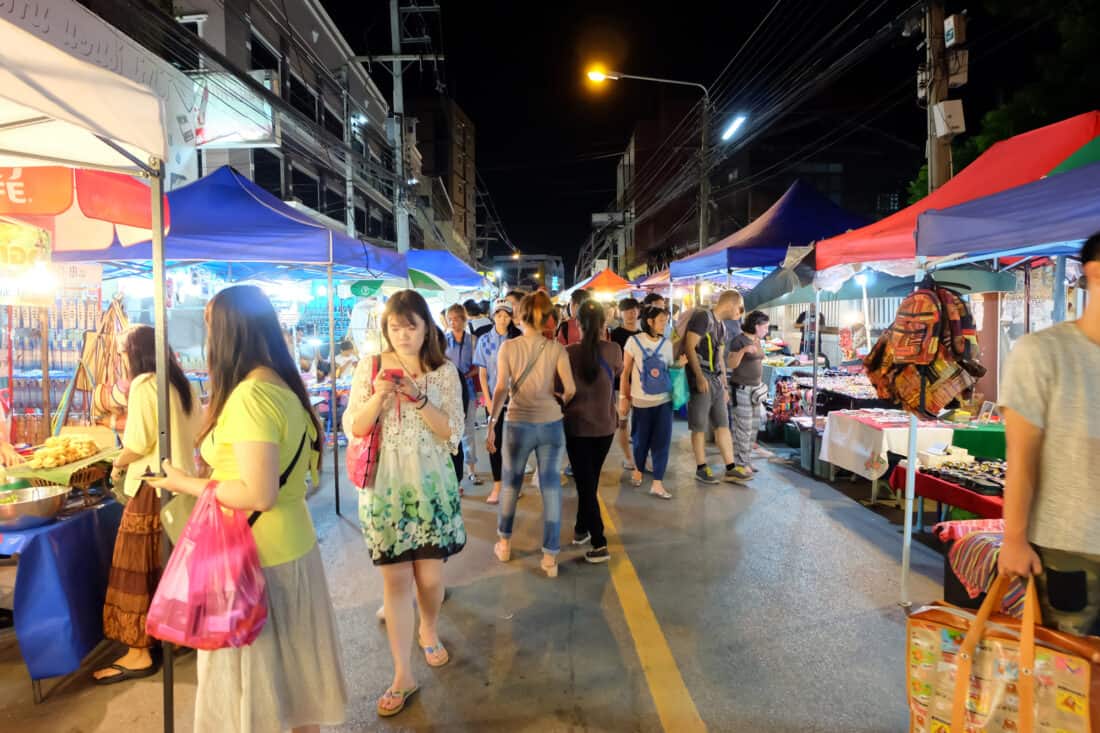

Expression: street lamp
xmin=587 ymin=66 xmax=716 ymax=252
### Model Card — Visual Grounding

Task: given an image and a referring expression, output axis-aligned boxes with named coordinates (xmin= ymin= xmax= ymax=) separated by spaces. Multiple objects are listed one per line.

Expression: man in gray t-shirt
xmin=998 ymin=233 xmax=1100 ymax=635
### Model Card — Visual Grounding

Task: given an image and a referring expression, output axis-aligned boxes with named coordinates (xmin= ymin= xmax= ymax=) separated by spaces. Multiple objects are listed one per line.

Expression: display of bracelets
xmin=921 ymin=459 xmax=1006 ymax=496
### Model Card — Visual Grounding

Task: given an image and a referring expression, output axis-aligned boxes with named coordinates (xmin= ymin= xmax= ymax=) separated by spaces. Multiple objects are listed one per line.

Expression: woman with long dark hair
xmin=563 ymin=300 xmax=622 ymax=564
xmin=93 ymin=325 xmax=201 ymax=684
xmin=486 ymin=291 xmax=576 ymax=578
xmin=343 ymin=289 xmax=466 ymax=718
xmin=620 ymin=305 xmax=681 ymax=499
xmin=151 ymin=285 xmax=346 ymax=733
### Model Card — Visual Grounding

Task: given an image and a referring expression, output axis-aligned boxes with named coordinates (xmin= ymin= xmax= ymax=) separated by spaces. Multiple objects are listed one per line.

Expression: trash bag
xmin=146 ymin=485 xmax=267 ymax=650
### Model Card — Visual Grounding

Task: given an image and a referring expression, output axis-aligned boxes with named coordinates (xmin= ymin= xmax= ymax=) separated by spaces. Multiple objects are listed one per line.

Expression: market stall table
xmin=888 ymin=464 xmax=1004 ymax=526
xmin=818 ymin=410 xmax=956 ymax=504
xmin=0 ymin=498 xmax=122 ymax=700
xmin=949 ymin=422 xmax=1006 ymax=460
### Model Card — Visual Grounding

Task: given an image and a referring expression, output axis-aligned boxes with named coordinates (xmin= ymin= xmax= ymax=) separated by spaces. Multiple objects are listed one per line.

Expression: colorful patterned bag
xmin=907 ymin=574 xmax=1100 ymax=733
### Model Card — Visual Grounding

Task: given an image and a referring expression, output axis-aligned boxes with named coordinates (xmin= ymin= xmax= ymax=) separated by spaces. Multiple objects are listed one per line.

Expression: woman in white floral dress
xmin=343 ymin=290 xmax=466 ymax=718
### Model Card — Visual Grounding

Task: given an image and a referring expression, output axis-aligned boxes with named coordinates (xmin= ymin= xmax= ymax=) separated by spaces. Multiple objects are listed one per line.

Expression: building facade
xmin=410 ymin=97 xmax=477 ymax=255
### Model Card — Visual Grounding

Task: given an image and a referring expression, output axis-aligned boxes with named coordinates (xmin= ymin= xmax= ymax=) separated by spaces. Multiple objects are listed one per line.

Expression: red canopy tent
xmin=815 ymin=111 xmax=1100 ymax=269
xmin=584 ymin=267 xmax=631 ymax=291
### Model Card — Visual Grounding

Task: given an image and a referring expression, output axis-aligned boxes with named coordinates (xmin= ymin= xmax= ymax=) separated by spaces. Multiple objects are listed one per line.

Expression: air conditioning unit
xmin=933 ymin=100 xmax=966 ymax=139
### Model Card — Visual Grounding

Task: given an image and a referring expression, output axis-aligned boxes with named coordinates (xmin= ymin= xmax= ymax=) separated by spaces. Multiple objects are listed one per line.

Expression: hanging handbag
xmin=669 ymin=366 xmax=689 ymax=410
xmin=906 ymin=573 xmax=1100 ymax=732
xmin=346 ymin=355 xmax=383 ymax=489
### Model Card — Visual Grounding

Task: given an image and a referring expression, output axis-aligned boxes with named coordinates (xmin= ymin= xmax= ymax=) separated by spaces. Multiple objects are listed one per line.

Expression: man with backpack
xmin=998 ymin=233 xmax=1100 ymax=634
xmin=682 ymin=290 xmax=750 ymax=484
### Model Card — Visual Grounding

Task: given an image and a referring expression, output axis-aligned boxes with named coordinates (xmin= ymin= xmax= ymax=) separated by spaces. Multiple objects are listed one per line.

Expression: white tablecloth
xmin=818 ymin=411 xmax=955 ymax=480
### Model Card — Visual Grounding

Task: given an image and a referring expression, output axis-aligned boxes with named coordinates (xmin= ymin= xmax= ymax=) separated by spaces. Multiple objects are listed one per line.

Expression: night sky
xmin=322 ymin=1 xmax=1045 ymax=275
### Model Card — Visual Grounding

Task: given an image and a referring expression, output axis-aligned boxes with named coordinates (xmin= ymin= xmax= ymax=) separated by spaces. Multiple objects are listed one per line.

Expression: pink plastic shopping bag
xmin=146 ymin=485 xmax=267 ymax=650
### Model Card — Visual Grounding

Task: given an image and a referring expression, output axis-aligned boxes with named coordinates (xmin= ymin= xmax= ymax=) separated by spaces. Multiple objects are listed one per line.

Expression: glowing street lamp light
xmin=721 ymin=115 xmax=748 ymax=141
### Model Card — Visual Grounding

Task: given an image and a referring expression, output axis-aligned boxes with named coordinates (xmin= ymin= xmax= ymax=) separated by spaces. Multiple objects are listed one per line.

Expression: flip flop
xmin=486 ymin=493 xmax=500 ymax=505
xmin=377 ymin=685 xmax=420 ymax=717
xmin=418 ymin=635 xmax=450 ymax=667
xmin=649 ymin=488 xmax=673 ymax=500
xmin=93 ymin=660 xmax=161 ymax=685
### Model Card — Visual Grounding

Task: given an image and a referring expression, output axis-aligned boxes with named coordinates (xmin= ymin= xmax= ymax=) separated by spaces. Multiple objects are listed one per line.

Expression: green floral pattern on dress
xmin=349 ymin=360 xmax=467 ymax=563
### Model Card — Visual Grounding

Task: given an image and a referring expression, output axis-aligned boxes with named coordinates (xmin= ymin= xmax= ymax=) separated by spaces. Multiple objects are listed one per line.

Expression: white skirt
xmin=193 ymin=543 xmax=347 ymax=732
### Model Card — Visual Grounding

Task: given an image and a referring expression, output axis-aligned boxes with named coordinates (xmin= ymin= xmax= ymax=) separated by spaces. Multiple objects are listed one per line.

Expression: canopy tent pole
xmin=899 ymin=260 xmax=925 ymax=609
xmin=1024 ymin=266 xmax=1032 ymax=334
xmin=39 ymin=307 xmax=48 ymax=443
xmin=148 ymin=159 xmax=175 ymax=733
xmin=328 ymin=264 xmax=341 ymax=516
xmin=809 ymin=289 xmax=821 ymax=469
xmin=1053 ymin=256 xmax=1068 ymax=323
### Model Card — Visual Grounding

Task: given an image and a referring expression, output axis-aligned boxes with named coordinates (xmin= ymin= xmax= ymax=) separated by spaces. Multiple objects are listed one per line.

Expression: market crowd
xmin=79 ymin=272 xmax=784 ymax=728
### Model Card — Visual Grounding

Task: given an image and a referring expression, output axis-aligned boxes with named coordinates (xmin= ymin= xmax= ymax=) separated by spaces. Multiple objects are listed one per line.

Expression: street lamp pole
xmin=589 ymin=71 xmax=710 ymax=252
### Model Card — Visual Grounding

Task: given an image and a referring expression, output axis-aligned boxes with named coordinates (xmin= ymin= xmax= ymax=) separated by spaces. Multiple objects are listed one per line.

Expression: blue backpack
xmin=633 ymin=335 xmax=671 ymax=395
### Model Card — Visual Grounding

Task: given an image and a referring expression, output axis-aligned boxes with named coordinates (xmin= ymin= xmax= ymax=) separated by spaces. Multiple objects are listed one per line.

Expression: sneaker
xmin=585 ymin=547 xmax=610 ymax=564
xmin=572 ymin=531 xmax=591 ymax=546
xmin=468 ymin=472 xmax=484 ymax=486
xmin=563 ymin=465 xmax=573 ymax=477
xmin=695 ymin=466 xmax=720 ymax=484
xmin=724 ymin=465 xmax=753 ymax=484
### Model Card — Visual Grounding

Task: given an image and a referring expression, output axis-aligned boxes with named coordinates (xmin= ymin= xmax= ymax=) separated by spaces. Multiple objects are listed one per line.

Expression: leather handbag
xmin=907 ymin=573 xmax=1100 ymax=732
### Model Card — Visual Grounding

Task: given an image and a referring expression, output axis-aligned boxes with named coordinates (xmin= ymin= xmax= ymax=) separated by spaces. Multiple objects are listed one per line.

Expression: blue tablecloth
xmin=0 ymin=500 xmax=122 ymax=680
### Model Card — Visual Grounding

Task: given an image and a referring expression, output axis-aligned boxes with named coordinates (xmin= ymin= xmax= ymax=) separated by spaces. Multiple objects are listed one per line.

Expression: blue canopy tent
xmin=53 ymin=166 xmax=407 ymax=519
xmin=670 ymin=179 xmax=869 ymax=279
xmin=53 ymin=165 xmax=407 ymax=277
xmin=917 ymin=159 xmax=1100 ymax=260
xmin=406 ymin=248 xmax=484 ymax=289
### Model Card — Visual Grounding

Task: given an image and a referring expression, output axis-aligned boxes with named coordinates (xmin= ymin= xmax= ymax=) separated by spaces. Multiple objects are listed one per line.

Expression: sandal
xmin=649 ymin=487 xmax=673 ymax=500
xmin=494 ymin=540 xmax=511 ymax=562
xmin=92 ymin=659 xmax=161 ymax=685
xmin=418 ymin=634 xmax=450 ymax=667
xmin=630 ymin=471 xmax=643 ymax=487
xmin=486 ymin=491 xmax=500 ymax=505
xmin=540 ymin=556 xmax=558 ymax=578
xmin=377 ymin=684 xmax=420 ymax=717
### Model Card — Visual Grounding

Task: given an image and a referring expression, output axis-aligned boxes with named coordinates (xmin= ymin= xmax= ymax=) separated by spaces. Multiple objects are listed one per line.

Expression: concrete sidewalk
xmin=0 ymin=420 xmax=942 ymax=732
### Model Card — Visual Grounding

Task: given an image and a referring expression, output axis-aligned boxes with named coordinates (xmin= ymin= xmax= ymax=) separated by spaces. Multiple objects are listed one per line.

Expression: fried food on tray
xmin=27 ymin=435 xmax=100 ymax=469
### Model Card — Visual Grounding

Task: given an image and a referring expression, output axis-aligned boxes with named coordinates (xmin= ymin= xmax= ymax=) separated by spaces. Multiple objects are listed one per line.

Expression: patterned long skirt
xmin=102 ymin=483 xmax=162 ymax=649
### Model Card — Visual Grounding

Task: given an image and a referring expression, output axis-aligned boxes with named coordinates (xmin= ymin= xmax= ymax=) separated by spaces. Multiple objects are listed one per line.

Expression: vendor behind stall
xmin=96 ymin=325 xmax=202 ymax=684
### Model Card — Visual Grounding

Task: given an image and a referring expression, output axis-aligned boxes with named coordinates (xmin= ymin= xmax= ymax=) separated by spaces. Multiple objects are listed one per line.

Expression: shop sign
xmin=0 ymin=221 xmax=52 ymax=306
xmin=0 ymin=0 xmax=199 ymax=189
xmin=0 ymin=168 xmax=73 ymax=215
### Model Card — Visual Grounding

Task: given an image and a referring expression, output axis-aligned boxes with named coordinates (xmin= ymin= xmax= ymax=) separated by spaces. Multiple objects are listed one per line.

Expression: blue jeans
xmin=499 ymin=419 xmax=565 ymax=554
xmin=632 ymin=402 xmax=673 ymax=480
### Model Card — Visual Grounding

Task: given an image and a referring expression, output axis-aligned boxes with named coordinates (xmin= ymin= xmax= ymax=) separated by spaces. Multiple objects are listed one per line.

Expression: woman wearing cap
xmin=474 ymin=299 xmax=514 ymax=504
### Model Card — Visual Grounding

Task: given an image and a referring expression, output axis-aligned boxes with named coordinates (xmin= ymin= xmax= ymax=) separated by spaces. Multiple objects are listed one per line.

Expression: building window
xmin=174 ymin=20 xmax=202 ymax=71
xmin=355 ymin=206 xmax=367 ymax=236
xmin=249 ymin=32 xmax=280 ymax=72
xmin=253 ymin=149 xmax=282 ymax=197
xmin=289 ymin=74 xmax=318 ymax=121
xmin=290 ymin=167 xmax=319 ymax=210
xmin=876 ymin=192 xmax=900 ymax=214
xmin=324 ymin=187 xmax=345 ymax=224
xmin=322 ymin=105 xmax=344 ymax=140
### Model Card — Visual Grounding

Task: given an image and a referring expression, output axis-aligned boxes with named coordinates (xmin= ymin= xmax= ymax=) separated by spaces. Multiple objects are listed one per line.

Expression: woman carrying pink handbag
xmin=151 ymin=285 xmax=346 ymax=733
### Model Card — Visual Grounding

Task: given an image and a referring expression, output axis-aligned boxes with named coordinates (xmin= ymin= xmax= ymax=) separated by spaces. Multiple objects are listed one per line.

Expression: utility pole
xmin=389 ymin=0 xmax=410 ymax=253
xmin=925 ymin=0 xmax=951 ymax=192
xmin=698 ymin=95 xmax=710 ymax=251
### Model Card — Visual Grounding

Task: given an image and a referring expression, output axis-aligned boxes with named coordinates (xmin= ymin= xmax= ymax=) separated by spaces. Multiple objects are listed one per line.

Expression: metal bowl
xmin=0 ymin=485 xmax=70 ymax=531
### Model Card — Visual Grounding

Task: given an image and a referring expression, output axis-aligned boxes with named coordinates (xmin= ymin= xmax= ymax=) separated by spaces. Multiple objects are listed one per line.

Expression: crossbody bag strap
xmin=248 ymin=429 xmax=309 ymax=526
xmin=508 ymin=339 xmax=549 ymax=400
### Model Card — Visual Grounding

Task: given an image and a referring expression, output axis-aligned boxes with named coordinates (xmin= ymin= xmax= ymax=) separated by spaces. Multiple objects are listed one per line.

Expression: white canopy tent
xmin=0 ymin=17 xmax=174 ymax=729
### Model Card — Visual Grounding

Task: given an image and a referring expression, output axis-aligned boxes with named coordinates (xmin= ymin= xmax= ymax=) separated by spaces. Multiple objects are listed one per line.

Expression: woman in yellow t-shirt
xmin=152 ymin=285 xmax=346 ymax=733
xmin=94 ymin=325 xmax=201 ymax=684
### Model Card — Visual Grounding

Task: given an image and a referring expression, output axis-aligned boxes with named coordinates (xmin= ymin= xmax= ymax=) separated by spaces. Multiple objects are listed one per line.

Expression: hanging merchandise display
xmin=863 ymin=277 xmax=986 ymax=418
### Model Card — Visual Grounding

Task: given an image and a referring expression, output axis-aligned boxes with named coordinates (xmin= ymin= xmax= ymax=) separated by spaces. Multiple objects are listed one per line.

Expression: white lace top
xmin=345 ymin=355 xmax=464 ymax=456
